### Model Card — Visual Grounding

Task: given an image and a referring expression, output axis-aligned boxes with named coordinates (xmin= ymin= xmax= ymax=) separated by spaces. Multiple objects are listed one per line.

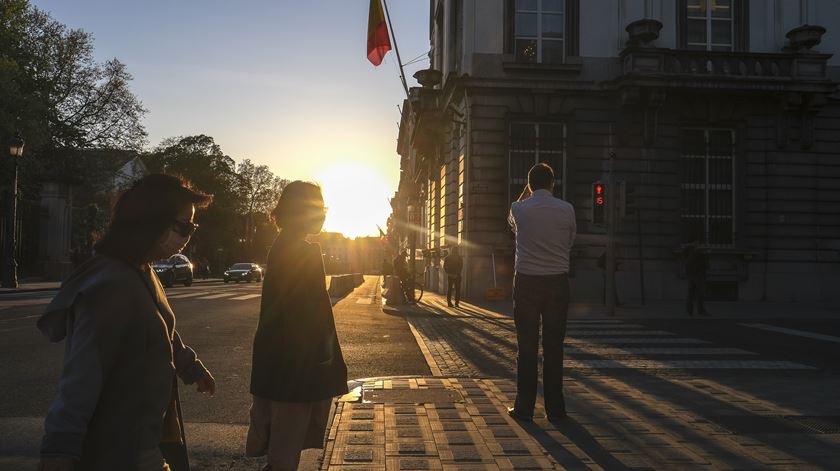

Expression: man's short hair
xmin=528 ymin=163 xmax=555 ymax=191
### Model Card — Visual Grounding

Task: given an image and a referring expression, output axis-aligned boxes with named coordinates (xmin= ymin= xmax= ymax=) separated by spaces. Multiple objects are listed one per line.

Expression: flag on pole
xmin=367 ymin=0 xmax=391 ymax=66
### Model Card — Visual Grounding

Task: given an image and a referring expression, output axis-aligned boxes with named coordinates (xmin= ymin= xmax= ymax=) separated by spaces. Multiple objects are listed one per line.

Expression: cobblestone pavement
xmin=325 ymin=293 xmax=840 ymax=470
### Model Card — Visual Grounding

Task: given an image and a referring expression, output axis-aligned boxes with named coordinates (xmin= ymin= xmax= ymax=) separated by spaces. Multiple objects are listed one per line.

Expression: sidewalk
xmin=317 ymin=290 xmax=840 ymax=469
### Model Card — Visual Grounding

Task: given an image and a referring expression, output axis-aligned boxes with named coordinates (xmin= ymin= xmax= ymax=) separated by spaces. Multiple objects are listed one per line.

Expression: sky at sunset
xmin=32 ymin=0 xmax=430 ymax=237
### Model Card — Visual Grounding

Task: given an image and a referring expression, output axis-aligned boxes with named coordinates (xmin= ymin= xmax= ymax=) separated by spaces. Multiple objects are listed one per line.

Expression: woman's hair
xmin=271 ymin=181 xmax=323 ymax=232
xmin=94 ymin=173 xmax=212 ymax=265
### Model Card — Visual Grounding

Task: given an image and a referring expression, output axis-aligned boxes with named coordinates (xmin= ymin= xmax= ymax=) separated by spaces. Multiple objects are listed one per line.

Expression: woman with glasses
xmin=37 ymin=174 xmax=216 ymax=471
xmin=246 ymin=181 xmax=348 ymax=471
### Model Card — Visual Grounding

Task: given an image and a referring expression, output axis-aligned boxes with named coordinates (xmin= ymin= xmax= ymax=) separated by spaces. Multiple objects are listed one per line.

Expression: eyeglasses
xmin=172 ymin=220 xmax=199 ymax=237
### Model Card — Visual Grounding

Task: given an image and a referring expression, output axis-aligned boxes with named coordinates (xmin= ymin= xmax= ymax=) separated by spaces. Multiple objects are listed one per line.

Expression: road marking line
xmin=568 ymin=330 xmax=676 ymax=336
xmin=565 ymin=359 xmax=815 ymax=370
xmin=166 ymin=291 xmax=214 ymax=299
xmin=567 ymin=337 xmax=711 ymax=344
xmin=566 ymin=346 xmax=758 ymax=355
xmin=742 ymin=323 xmax=840 ymax=344
xmin=407 ymin=321 xmax=442 ymax=376
xmin=230 ymin=294 xmax=261 ymax=301
xmin=195 ymin=293 xmax=238 ymax=300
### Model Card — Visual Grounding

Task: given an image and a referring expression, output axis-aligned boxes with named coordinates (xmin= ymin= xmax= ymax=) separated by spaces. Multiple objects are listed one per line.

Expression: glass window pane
xmin=687 ymin=19 xmax=707 ymax=45
xmin=515 ymin=39 xmax=538 ymax=62
xmin=510 ymin=124 xmax=536 ymax=149
xmin=539 ymin=124 xmax=564 ymax=150
xmin=682 ymin=158 xmax=705 ymax=185
xmin=516 ymin=13 xmax=538 ymax=37
xmin=711 ymin=0 xmax=732 ymax=18
xmin=709 ymin=218 xmax=732 ymax=244
xmin=708 ymin=158 xmax=732 ymax=185
xmin=542 ymin=0 xmax=565 ymax=13
xmin=510 ymin=152 xmax=537 ymax=179
xmin=542 ymin=13 xmax=564 ymax=38
xmin=516 ymin=0 xmax=537 ymax=11
xmin=708 ymin=130 xmax=733 ymax=155
xmin=686 ymin=0 xmax=706 ymax=17
xmin=709 ymin=190 xmax=732 ymax=216
xmin=711 ymin=20 xmax=732 ymax=45
xmin=681 ymin=189 xmax=705 ymax=215
xmin=542 ymin=39 xmax=564 ymax=64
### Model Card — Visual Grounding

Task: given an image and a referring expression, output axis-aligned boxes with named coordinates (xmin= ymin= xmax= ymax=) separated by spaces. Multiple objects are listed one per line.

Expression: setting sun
xmin=316 ymin=163 xmax=392 ymax=238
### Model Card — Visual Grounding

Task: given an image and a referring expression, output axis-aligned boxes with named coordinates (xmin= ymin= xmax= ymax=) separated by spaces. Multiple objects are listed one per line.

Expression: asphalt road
xmin=0 ymin=276 xmax=428 ymax=470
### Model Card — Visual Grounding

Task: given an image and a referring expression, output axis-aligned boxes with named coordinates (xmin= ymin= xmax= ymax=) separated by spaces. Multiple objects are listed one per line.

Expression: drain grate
xmin=707 ymin=415 xmax=840 ymax=435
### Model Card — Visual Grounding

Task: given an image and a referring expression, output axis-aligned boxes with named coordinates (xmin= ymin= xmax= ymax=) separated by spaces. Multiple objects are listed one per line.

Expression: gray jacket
xmin=37 ymin=255 xmax=208 ymax=470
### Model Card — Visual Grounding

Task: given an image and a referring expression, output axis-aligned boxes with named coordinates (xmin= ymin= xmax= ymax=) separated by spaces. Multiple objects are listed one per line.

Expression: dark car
xmin=224 ymin=263 xmax=263 ymax=283
xmin=153 ymin=254 xmax=194 ymax=287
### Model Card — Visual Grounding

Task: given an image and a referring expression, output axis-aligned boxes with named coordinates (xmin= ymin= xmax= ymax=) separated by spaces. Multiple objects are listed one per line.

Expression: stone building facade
xmin=393 ymin=0 xmax=840 ymax=303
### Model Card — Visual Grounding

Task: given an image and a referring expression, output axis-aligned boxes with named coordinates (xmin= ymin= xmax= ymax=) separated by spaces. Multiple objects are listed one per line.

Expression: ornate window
xmin=679 ymin=0 xmax=748 ymax=51
xmin=509 ymin=123 xmax=566 ymax=203
xmin=506 ymin=0 xmax=579 ymax=63
xmin=680 ymin=129 xmax=735 ymax=246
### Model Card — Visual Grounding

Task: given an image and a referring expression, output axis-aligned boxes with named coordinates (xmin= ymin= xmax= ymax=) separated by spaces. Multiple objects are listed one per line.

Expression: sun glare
xmin=316 ymin=163 xmax=392 ymax=238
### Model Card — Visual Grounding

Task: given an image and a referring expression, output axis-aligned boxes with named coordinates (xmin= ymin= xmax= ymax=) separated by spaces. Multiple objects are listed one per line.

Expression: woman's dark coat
xmin=37 ymin=255 xmax=208 ymax=470
xmin=250 ymin=233 xmax=348 ymax=402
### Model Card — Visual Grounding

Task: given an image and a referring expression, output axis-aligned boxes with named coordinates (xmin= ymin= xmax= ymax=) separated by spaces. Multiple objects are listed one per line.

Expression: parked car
xmin=153 ymin=254 xmax=193 ymax=287
xmin=224 ymin=263 xmax=263 ymax=283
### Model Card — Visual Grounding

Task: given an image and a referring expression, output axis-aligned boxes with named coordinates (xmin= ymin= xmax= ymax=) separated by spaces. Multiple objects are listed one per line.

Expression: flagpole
xmin=381 ymin=0 xmax=411 ymax=100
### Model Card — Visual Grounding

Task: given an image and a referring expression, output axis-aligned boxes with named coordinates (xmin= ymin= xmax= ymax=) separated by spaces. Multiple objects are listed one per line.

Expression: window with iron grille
xmin=514 ymin=0 xmax=566 ymax=64
xmin=509 ymin=122 xmax=566 ymax=204
xmin=680 ymin=129 xmax=735 ymax=246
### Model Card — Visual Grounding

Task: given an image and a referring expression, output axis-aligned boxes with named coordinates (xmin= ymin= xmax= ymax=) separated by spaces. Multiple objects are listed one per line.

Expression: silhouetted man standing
xmin=444 ymin=245 xmax=463 ymax=307
xmin=393 ymin=250 xmax=412 ymax=303
xmin=507 ymin=163 xmax=576 ymax=422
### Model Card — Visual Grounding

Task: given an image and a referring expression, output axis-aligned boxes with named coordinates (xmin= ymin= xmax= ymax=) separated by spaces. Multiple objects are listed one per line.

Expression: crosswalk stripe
xmin=565 ymin=359 xmax=815 ymax=370
xmin=742 ymin=323 xmax=840 ymax=344
xmin=230 ymin=294 xmax=261 ymax=301
xmin=195 ymin=293 xmax=238 ymax=300
xmin=166 ymin=291 xmax=214 ymax=299
xmin=568 ymin=330 xmax=677 ymax=336
xmin=567 ymin=337 xmax=711 ymax=344
xmin=566 ymin=346 xmax=758 ymax=355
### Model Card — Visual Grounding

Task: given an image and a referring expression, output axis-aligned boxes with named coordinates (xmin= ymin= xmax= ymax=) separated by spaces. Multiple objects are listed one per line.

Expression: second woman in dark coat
xmin=246 ymin=181 xmax=348 ymax=471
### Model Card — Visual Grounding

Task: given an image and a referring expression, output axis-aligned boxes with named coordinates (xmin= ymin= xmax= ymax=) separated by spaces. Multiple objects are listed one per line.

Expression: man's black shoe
xmin=546 ymin=412 xmax=567 ymax=422
xmin=447 ymin=302 xmax=453 ymax=307
xmin=507 ymin=407 xmax=532 ymax=422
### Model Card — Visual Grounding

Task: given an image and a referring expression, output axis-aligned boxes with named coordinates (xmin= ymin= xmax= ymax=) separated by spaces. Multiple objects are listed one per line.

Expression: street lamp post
xmin=2 ymin=133 xmax=25 ymax=288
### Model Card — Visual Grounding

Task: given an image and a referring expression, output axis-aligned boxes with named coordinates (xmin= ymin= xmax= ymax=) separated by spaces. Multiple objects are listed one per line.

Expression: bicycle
xmin=402 ymin=271 xmax=425 ymax=304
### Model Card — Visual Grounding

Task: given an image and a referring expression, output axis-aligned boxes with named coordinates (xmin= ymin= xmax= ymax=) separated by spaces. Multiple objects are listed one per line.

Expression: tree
xmin=0 ymin=0 xmax=147 ymax=152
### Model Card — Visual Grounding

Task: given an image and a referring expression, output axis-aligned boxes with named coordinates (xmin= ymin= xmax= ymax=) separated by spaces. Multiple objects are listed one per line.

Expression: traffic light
xmin=619 ymin=181 xmax=638 ymax=218
xmin=592 ymin=181 xmax=606 ymax=224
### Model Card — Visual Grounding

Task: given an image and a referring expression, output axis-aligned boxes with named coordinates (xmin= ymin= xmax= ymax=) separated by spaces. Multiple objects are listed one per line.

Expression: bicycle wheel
xmin=413 ymin=282 xmax=425 ymax=303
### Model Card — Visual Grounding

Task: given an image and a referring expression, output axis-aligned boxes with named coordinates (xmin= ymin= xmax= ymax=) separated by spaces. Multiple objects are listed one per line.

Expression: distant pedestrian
xmin=247 ymin=181 xmax=348 ymax=471
xmin=37 ymin=174 xmax=216 ymax=471
xmin=507 ymin=163 xmax=576 ymax=422
xmin=393 ymin=250 xmax=412 ymax=303
xmin=597 ymin=251 xmax=622 ymax=307
xmin=685 ymin=242 xmax=709 ymax=316
xmin=444 ymin=245 xmax=463 ymax=307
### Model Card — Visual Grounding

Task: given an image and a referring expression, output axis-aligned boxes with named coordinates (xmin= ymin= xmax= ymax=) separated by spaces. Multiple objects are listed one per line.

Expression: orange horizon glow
xmin=316 ymin=163 xmax=392 ymax=239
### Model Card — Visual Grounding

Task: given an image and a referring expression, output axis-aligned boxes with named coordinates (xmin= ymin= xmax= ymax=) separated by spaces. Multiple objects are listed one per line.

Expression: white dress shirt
xmin=508 ymin=189 xmax=577 ymax=276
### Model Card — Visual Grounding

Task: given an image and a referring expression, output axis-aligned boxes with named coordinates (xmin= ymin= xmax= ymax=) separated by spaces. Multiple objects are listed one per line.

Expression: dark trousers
xmin=687 ymin=277 xmax=706 ymax=315
xmin=512 ymin=273 xmax=570 ymax=417
xmin=446 ymin=275 xmax=461 ymax=306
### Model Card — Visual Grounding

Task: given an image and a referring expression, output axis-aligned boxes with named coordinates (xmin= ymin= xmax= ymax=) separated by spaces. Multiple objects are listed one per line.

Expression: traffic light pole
xmin=605 ymin=152 xmax=616 ymax=317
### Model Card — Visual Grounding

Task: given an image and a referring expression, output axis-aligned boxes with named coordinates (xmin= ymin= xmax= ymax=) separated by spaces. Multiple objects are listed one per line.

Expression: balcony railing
xmin=620 ymin=48 xmax=831 ymax=83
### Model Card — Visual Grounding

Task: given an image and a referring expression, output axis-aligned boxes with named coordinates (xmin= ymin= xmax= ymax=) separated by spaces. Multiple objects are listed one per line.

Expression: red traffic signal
xmin=592 ymin=182 xmax=606 ymax=224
